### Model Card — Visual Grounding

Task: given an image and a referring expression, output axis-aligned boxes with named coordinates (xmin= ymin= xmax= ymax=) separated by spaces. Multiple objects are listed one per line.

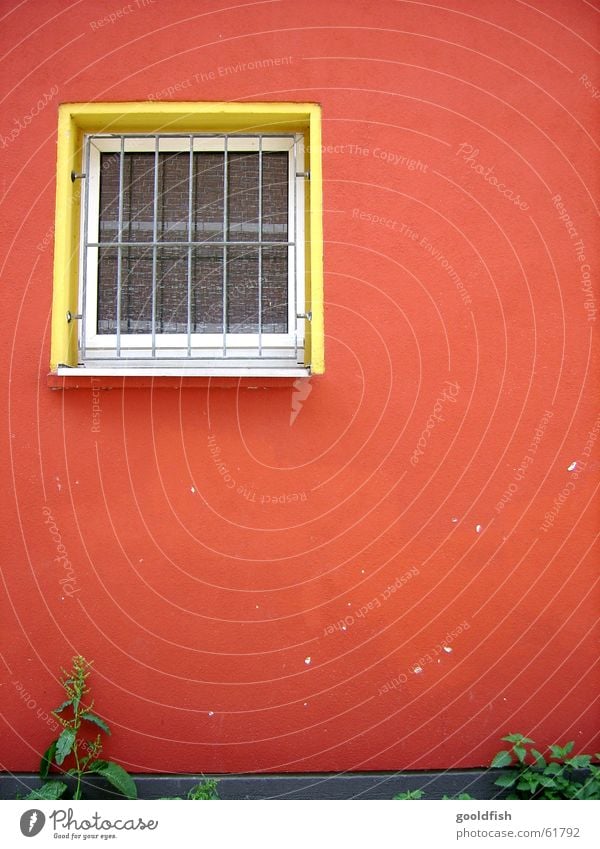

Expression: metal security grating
xmin=78 ymin=133 xmax=307 ymax=369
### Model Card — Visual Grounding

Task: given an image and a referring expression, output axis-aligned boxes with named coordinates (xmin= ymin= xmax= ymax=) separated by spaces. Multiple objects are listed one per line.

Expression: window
xmin=84 ymin=134 xmax=302 ymax=364
xmin=50 ymin=103 xmax=323 ymax=377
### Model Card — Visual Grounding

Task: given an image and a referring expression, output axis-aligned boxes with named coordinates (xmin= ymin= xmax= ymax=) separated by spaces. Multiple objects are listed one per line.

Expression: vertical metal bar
xmin=80 ymin=136 xmax=91 ymax=360
xmin=258 ymin=135 xmax=263 ymax=356
xmin=222 ymin=136 xmax=228 ymax=358
xmin=187 ymin=136 xmax=194 ymax=356
xmin=293 ymin=135 xmax=299 ymax=361
xmin=152 ymin=136 xmax=159 ymax=355
xmin=116 ymin=137 xmax=125 ymax=356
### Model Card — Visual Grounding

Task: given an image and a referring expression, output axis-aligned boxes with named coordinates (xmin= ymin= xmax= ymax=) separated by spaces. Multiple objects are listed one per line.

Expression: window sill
xmin=48 ymin=366 xmax=311 ymax=390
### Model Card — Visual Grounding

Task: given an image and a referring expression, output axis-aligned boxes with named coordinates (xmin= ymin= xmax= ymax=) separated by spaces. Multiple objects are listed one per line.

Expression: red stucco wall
xmin=1 ymin=0 xmax=598 ymax=775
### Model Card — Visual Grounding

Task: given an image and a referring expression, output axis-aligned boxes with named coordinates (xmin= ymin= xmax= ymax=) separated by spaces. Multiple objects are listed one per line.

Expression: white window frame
xmin=78 ymin=133 xmax=305 ymax=367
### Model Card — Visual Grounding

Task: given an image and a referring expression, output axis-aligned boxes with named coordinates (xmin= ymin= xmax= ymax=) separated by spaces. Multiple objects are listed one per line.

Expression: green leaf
xmin=442 ymin=793 xmax=474 ymax=800
xmin=580 ymin=779 xmax=600 ymax=800
xmin=53 ymin=699 xmax=73 ymax=714
xmin=494 ymin=773 xmax=518 ymax=788
xmin=545 ymin=762 xmax=563 ymax=775
xmin=88 ymin=760 xmax=137 ymax=799
xmin=188 ymin=779 xmax=219 ymax=800
xmin=517 ymin=775 xmax=537 ymax=793
xmin=531 ymin=749 xmax=546 ymax=767
xmin=393 ymin=789 xmax=423 ymax=800
xmin=513 ymin=745 xmax=527 ymax=764
xmin=549 ymin=745 xmax=565 ymax=759
xmin=25 ymin=781 xmax=67 ymax=800
xmin=564 ymin=741 xmax=574 ymax=756
xmin=566 ymin=755 xmax=591 ymax=769
xmin=55 ymin=728 xmax=76 ymax=765
xmin=491 ymin=750 xmax=513 ymax=768
xmin=81 ymin=713 xmax=110 ymax=735
xmin=502 ymin=734 xmax=534 ymax=744
xmin=39 ymin=741 xmax=58 ymax=780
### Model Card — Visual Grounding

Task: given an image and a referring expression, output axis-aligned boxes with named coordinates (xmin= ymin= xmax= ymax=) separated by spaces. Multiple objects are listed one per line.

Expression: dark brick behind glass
xmin=97 ymin=147 xmax=289 ymax=336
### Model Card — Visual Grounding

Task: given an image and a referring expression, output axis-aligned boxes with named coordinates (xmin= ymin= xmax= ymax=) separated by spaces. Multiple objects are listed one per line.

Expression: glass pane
xmin=98 ymin=153 xmax=120 ymax=243
xmin=157 ymin=152 xmax=190 ymax=243
xmin=193 ymin=153 xmax=224 ymax=242
xmin=226 ymin=247 xmax=258 ymax=332
xmin=97 ymin=246 xmax=118 ymax=332
xmin=120 ymin=246 xmax=154 ymax=332
xmin=99 ymin=147 xmax=289 ymax=245
xmin=155 ymin=248 xmax=188 ymax=332
xmin=227 ymin=152 xmax=259 ymax=241
xmin=97 ymin=246 xmax=154 ymax=334
xmin=191 ymin=247 xmax=224 ymax=332
xmin=118 ymin=153 xmax=156 ymax=243
xmin=95 ymin=142 xmax=290 ymax=340
xmin=262 ymin=152 xmax=288 ymax=241
xmin=261 ymin=246 xmax=288 ymax=333
xmin=97 ymin=246 xmax=229 ymax=336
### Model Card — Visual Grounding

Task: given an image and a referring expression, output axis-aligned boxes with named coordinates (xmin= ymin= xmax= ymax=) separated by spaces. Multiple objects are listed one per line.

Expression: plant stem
xmin=72 ymin=683 xmax=82 ymax=799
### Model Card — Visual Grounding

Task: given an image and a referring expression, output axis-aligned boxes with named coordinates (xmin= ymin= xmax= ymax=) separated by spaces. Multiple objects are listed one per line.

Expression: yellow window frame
xmin=50 ymin=101 xmax=324 ymax=374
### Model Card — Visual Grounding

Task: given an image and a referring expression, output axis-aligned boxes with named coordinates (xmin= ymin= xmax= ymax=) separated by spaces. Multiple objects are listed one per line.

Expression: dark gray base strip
xmin=0 ymin=770 xmax=508 ymax=800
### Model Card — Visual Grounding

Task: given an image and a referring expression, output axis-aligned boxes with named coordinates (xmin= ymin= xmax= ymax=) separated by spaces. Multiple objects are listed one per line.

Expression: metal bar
xmin=258 ymin=135 xmax=262 ymax=356
xmin=222 ymin=137 xmax=228 ymax=358
xmin=187 ymin=136 xmax=194 ymax=357
xmin=115 ymin=137 xmax=125 ymax=356
xmin=79 ymin=354 xmax=301 ymax=363
xmin=80 ymin=136 xmax=91 ymax=360
xmin=293 ymin=135 xmax=298 ymax=362
xmin=88 ymin=133 xmax=297 ymax=140
xmin=87 ymin=240 xmax=295 ymax=247
xmin=152 ymin=137 xmax=159 ymax=356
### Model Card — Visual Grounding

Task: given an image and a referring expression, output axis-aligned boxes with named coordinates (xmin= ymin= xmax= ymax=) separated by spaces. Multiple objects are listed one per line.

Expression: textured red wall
xmin=1 ymin=0 xmax=598 ymax=776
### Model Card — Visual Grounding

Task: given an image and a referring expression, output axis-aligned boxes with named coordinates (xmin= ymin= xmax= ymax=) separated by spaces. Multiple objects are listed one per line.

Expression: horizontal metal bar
xmin=80 ymin=351 xmax=304 ymax=363
xmin=88 ymin=132 xmax=298 ymax=140
xmin=87 ymin=240 xmax=295 ymax=248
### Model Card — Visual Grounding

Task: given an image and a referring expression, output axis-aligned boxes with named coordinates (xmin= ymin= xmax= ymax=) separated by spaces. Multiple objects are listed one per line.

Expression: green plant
xmin=442 ymin=793 xmax=475 ymax=800
xmin=25 ymin=656 xmax=136 ymax=801
xmin=160 ymin=778 xmax=220 ymax=800
xmin=187 ymin=779 xmax=219 ymax=800
xmin=393 ymin=733 xmax=600 ymax=800
xmin=393 ymin=788 xmax=424 ymax=800
xmin=491 ymin=734 xmax=600 ymax=800
xmin=394 ymin=788 xmax=473 ymax=800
